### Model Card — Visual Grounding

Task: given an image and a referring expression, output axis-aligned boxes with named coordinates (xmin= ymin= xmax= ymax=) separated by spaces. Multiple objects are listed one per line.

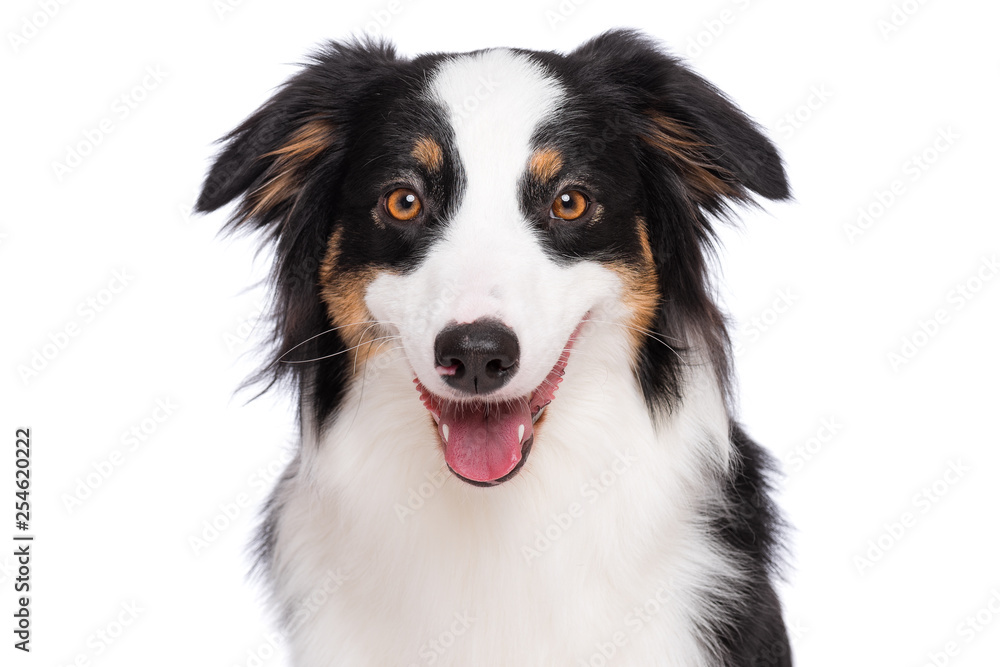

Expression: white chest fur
xmin=268 ymin=330 xmax=736 ymax=667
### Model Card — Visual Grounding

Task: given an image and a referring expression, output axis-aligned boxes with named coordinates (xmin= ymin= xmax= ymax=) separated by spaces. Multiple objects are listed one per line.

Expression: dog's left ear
xmin=570 ymin=29 xmax=789 ymax=211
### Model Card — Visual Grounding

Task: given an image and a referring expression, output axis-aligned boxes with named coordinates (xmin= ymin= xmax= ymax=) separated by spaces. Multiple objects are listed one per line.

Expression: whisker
xmin=280 ymin=336 xmax=398 ymax=364
xmin=586 ymin=318 xmax=685 ymax=362
xmin=371 ymin=339 xmax=403 ymax=357
xmin=354 ymin=329 xmax=400 ymax=375
xmin=350 ymin=323 xmax=388 ymax=374
xmin=373 ymin=342 xmax=407 ymax=363
xmin=587 ymin=318 xmax=683 ymax=343
xmin=276 ymin=319 xmax=384 ymax=363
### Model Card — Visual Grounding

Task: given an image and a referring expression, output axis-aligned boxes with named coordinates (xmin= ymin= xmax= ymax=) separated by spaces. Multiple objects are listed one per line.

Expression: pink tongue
xmin=416 ymin=324 xmax=576 ymax=484
xmin=439 ymin=401 xmax=532 ymax=483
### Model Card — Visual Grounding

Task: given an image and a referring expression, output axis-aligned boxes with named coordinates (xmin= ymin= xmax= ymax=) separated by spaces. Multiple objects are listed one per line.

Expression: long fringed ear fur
xmin=570 ymin=29 xmax=789 ymax=213
xmin=568 ymin=33 xmax=793 ymax=666
xmin=569 ymin=30 xmax=790 ymax=409
xmin=196 ymin=38 xmax=400 ymax=226
xmin=196 ymin=38 xmax=401 ymax=401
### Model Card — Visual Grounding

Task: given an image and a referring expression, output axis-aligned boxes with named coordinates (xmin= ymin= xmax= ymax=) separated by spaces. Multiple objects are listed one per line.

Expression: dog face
xmin=361 ymin=50 xmax=661 ymax=485
xmin=198 ymin=30 xmax=788 ymax=485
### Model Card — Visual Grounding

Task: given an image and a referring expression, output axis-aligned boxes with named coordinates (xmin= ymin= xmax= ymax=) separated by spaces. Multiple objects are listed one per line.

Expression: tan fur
xmin=319 ymin=229 xmax=395 ymax=371
xmin=607 ymin=218 xmax=661 ymax=358
xmin=642 ymin=112 xmax=740 ymax=204
xmin=527 ymin=147 xmax=564 ymax=182
xmin=411 ymin=136 xmax=444 ymax=173
xmin=243 ymin=119 xmax=335 ymax=218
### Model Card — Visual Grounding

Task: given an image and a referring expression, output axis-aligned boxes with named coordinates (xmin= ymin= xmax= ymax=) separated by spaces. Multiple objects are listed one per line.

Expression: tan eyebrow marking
xmin=527 ymin=146 xmax=564 ymax=182
xmin=411 ymin=136 xmax=444 ymax=172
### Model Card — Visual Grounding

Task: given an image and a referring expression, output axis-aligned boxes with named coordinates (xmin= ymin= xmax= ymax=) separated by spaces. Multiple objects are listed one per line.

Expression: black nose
xmin=434 ymin=319 xmax=520 ymax=395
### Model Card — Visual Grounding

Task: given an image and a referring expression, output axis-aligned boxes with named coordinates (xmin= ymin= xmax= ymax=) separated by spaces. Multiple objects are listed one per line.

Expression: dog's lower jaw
xmin=266 ymin=331 xmax=742 ymax=667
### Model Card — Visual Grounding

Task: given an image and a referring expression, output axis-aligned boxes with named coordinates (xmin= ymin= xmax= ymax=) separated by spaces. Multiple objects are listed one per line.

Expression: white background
xmin=3 ymin=0 xmax=999 ymax=665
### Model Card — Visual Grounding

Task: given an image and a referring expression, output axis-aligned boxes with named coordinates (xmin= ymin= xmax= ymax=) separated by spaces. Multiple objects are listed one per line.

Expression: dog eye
xmin=550 ymin=190 xmax=590 ymax=221
xmin=383 ymin=188 xmax=423 ymax=222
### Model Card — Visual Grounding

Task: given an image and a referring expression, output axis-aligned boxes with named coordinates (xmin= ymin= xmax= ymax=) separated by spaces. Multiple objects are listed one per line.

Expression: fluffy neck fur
xmin=265 ymin=323 xmax=742 ymax=667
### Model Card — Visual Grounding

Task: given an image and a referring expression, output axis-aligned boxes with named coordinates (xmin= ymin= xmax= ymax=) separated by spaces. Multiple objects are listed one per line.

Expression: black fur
xmin=198 ymin=39 xmax=462 ymax=423
xmin=712 ymin=425 xmax=792 ymax=666
xmin=198 ymin=29 xmax=792 ymax=666
xmin=553 ymin=30 xmax=788 ymax=411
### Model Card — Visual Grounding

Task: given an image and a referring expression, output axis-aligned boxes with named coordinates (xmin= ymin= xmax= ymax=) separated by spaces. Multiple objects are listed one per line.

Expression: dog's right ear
xmin=196 ymin=39 xmax=399 ymax=229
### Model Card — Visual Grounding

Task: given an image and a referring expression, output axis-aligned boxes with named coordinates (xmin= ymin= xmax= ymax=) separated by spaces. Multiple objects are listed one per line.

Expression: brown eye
xmin=384 ymin=188 xmax=422 ymax=221
xmin=550 ymin=190 xmax=590 ymax=221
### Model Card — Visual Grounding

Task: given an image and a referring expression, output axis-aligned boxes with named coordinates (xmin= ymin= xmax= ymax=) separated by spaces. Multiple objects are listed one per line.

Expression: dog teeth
xmin=442 ymin=424 xmax=449 ymax=442
xmin=531 ymin=406 xmax=546 ymax=424
xmin=518 ymin=424 xmax=525 ymax=442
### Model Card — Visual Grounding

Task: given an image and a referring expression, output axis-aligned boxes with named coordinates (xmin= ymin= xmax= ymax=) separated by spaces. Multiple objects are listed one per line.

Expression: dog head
xmin=198 ymin=30 xmax=788 ymax=485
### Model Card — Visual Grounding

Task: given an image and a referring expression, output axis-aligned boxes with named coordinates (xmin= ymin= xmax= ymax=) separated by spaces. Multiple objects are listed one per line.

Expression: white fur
xmin=266 ymin=50 xmax=740 ymax=667
xmin=366 ymin=48 xmax=601 ymax=404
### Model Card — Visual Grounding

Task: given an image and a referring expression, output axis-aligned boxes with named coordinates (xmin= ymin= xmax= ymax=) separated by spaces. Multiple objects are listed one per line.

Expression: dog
xmin=198 ymin=29 xmax=792 ymax=667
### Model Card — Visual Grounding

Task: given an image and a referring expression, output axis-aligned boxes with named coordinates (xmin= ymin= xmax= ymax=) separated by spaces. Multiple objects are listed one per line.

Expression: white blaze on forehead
xmin=429 ymin=49 xmax=564 ymax=170
xmin=424 ymin=50 xmax=566 ymax=324
xmin=366 ymin=50 xmax=619 ymax=404
xmin=428 ymin=50 xmax=564 ymax=223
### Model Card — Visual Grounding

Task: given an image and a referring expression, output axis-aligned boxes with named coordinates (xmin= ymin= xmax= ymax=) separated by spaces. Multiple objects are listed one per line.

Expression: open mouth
xmin=414 ymin=322 xmax=583 ymax=486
